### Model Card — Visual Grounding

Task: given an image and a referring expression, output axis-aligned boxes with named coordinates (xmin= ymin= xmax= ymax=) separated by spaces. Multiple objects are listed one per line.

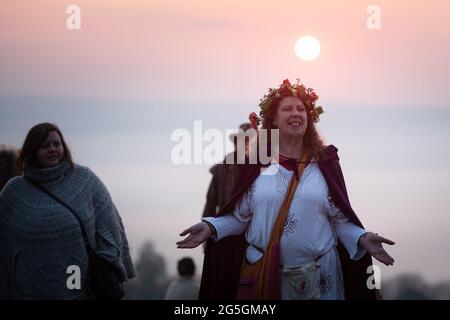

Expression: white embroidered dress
xmin=203 ymin=160 xmax=367 ymax=300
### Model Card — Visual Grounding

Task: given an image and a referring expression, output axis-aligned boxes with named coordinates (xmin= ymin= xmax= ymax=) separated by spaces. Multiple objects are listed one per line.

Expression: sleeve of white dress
xmin=327 ymin=194 xmax=367 ymax=260
xmin=202 ymin=191 xmax=252 ymax=241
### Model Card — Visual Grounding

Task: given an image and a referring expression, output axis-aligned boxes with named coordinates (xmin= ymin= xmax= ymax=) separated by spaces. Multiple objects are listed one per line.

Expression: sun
xmin=295 ymin=36 xmax=321 ymax=61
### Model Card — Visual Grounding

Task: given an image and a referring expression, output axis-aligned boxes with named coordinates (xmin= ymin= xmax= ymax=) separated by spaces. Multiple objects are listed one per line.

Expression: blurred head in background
xmin=0 ymin=144 xmax=19 ymax=191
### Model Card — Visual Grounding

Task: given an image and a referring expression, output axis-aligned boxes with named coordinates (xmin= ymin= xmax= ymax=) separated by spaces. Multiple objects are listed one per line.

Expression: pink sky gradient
xmin=1 ymin=0 xmax=450 ymax=107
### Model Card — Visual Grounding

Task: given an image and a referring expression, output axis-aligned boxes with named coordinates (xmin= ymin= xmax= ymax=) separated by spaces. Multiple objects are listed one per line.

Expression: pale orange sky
xmin=1 ymin=0 xmax=450 ymax=107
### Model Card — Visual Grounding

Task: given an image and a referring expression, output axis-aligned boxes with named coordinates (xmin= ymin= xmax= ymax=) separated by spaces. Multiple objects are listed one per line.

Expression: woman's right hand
xmin=176 ymin=222 xmax=212 ymax=248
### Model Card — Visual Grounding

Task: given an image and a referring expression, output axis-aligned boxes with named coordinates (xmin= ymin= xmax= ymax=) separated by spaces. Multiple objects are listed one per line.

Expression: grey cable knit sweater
xmin=0 ymin=161 xmax=135 ymax=299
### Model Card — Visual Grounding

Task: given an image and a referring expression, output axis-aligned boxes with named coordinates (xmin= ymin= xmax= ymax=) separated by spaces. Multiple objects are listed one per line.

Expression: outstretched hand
xmin=359 ymin=232 xmax=395 ymax=266
xmin=176 ymin=222 xmax=212 ymax=249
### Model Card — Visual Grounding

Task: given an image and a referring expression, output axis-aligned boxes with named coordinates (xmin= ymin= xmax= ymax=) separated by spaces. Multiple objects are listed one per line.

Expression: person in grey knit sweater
xmin=0 ymin=123 xmax=135 ymax=299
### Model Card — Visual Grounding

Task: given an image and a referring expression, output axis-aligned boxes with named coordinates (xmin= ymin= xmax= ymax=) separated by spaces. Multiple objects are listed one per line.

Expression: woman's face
xmin=273 ymin=96 xmax=308 ymax=138
xmin=36 ymin=131 xmax=64 ymax=168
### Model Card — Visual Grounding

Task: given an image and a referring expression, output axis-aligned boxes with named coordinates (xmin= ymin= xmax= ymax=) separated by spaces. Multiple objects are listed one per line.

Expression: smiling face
xmin=35 ymin=131 xmax=64 ymax=169
xmin=273 ymin=96 xmax=308 ymax=138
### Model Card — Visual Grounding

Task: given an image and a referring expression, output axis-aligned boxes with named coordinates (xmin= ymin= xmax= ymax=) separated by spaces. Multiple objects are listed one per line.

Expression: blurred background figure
xmin=164 ymin=257 xmax=199 ymax=300
xmin=123 ymin=240 xmax=170 ymax=300
xmin=0 ymin=144 xmax=19 ymax=191
xmin=202 ymin=123 xmax=251 ymax=218
xmin=197 ymin=123 xmax=252 ymax=298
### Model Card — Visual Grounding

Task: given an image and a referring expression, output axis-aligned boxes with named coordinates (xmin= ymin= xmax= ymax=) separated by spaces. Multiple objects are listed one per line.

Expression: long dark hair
xmin=261 ymin=95 xmax=326 ymax=161
xmin=16 ymin=123 xmax=74 ymax=174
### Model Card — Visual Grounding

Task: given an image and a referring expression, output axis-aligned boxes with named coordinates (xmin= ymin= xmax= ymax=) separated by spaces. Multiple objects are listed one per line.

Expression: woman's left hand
xmin=359 ymin=232 xmax=395 ymax=266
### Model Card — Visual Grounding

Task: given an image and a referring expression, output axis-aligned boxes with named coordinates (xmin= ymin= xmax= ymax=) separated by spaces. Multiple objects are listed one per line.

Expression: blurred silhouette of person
xmin=0 ymin=123 xmax=135 ymax=299
xmin=197 ymin=124 xmax=252 ymax=295
xmin=0 ymin=144 xmax=19 ymax=191
xmin=164 ymin=257 xmax=199 ymax=300
xmin=202 ymin=123 xmax=251 ymax=218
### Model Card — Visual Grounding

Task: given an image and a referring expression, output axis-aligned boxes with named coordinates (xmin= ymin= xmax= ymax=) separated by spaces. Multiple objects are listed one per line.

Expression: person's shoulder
xmin=209 ymin=163 xmax=222 ymax=175
xmin=318 ymin=144 xmax=340 ymax=162
xmin=0 ymin=176 xmax=30 ymax=205
xmin=71 ymin=164 xmax=106 ymax=188
xmin=1 ymin=175 xmax=25 ymax=194
xmin=73 ymin=163 xmax=98 ymax=178
xmin=72 ymin=163 xmax=89 ymax=172
xmin=209 ymin=157 xmax=234 ymax=175
xmin=325 ymin=144 xmax=339 ymax=153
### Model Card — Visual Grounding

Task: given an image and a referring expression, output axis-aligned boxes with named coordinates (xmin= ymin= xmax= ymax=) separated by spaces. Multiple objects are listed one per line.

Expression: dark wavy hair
xmin=261 ymin=94 xmax=326 ymax=161
xmin=16 ymin=123 xmax=74 ymax=174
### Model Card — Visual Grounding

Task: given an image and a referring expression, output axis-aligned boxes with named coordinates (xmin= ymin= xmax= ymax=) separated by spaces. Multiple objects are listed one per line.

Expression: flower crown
xmin=249 ymin=79 xmax=324 ymax=129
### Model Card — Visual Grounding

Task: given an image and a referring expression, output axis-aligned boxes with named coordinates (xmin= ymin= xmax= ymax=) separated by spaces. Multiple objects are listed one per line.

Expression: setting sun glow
xmin=295 ymin=36 xmax=321 ymax=61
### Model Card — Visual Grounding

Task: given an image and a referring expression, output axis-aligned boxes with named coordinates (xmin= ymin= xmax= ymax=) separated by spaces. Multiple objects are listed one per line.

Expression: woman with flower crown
xmin=177 ymin=79 xmax=395 ymax=300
